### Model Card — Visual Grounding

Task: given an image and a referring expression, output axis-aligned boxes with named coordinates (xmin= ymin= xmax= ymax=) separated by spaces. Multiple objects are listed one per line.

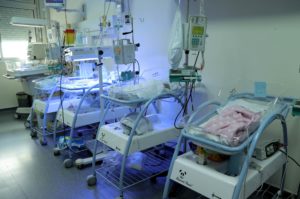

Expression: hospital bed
xmin=163 ymin=93 xmax=293 ymax=199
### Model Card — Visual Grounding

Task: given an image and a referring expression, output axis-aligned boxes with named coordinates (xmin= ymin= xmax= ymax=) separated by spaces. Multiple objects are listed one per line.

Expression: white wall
xmin=50 ymin=0 xmax=300 ymax=194
xmin=0 ymin=62 xmax=23 ymax=109
xmin=203 ymin=0 xmax=300 ymax=194
xmin=50 ymin=0 xmax=84 ymax=25
xmin=0 ymin=0 xmax=40 ymax=109
xmin=130 ymin=0 xmax=177 ymax=79
xmin=77 ymin=0 xmax=105 ymax=30
xmin=49 ymin=0 xmax=84 ymax=33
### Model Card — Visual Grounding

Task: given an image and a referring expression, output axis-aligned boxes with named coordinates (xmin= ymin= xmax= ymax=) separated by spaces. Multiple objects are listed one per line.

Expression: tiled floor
xmin=0 ymin=109 xmax=199 ymax=199
xmin=0 ymin=109 xmax=297 ymax=199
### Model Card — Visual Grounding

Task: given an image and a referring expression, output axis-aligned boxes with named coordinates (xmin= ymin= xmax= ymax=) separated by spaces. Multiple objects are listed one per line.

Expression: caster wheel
xmin=76 ymin=164 xmax=84 ymax=170
xmin=39 ymin=139 xmax=47 ymax=146
xmin=14 ymin=113 xmax=21 ymax=119
xmin=63 ymin=159 xmax=73 ymax=168
xmin=86 ymin=175 xmax=97 ymax=186
xmin=30 ymin=130 xmax=37 ymax=138
xmin=24 ymin=121 xmax=30 ymax=129
xmin=53 ymin=148 xmax=60 ymax=156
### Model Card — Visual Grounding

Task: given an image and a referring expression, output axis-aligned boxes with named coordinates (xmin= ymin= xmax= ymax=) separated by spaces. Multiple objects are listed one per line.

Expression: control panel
xmin=187 ymin=16 xmax=207 ymax=51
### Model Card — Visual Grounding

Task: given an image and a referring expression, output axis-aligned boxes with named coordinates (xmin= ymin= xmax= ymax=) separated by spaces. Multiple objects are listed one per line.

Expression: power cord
xmin=173 ymin=51 xmax=199 ymax=129
xmin=279 ymin=149 xmax=300 ymax=167
xmin=174 ymin=81 xmax=194 ymax=129
xmin=193 ymin=51 xmax=200 ymax=69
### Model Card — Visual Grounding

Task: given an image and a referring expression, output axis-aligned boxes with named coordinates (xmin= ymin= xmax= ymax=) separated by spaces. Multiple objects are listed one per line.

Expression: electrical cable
xmin=134 ymin=59 xmax=141 ymax=74
xmin=193 ymin=51 xmax=200 ymax=69
xmin=174 ymin=82 xmax=194 ymax=129
xmin=279 ymin=149 xmax=300 ymax=167
xmin=277 ymin=147 xmax=289 ymax=199
xmin=183 ymin=82 xmax=192 ymax=114
xmin=186 ymin=50 xmax=200 ymax=112
xmin=173 ymin=47 xmax=199 ymax=129
xmin=190 ymin=81 xmax=195 ymax=111
xmin=173 ymin=101 xmax=185 ymax=129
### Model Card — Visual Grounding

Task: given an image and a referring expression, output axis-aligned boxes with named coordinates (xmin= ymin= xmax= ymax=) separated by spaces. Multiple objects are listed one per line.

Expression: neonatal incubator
xmin=47 ymin=43 xmax=132 ymax=168
xmin=51 ymin=77 xmax=131 ymax=169
xmin=163 ymin=82 xmax=293 ymax=199
xmin=86 ymin=80 xmax=185 ymax=198
xmin=30 ymin=75 xmax=75 ymax=145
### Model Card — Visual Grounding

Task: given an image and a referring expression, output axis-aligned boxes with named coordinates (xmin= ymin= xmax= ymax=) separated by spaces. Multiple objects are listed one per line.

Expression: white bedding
xmin=188 ymin=99 xmax=271 ymax=146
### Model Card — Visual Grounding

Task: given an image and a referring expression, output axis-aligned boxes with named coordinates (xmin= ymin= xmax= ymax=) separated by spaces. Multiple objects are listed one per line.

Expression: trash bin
xmin=16 ymin=92 xmax=31 ymax=107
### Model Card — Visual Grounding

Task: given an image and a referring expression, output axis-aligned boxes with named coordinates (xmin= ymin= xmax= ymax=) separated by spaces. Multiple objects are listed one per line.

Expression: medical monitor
xmin=44 ymin=0 xmax=65 ymax=8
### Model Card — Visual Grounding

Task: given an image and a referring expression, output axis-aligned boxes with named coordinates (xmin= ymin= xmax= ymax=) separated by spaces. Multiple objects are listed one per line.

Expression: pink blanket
xmin=202 ymin=105 xmax=261 ymax=146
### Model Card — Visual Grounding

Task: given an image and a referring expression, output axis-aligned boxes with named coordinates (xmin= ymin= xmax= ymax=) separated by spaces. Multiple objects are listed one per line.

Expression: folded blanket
xmin=191 ymin=105 xmax=262 ymax=146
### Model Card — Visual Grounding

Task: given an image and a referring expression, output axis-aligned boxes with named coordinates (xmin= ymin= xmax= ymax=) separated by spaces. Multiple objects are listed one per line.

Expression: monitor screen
xmin=192 ymin=26 xmax=204 ymax=36
xmin=46 ymin=0 xmax=63 ymax=3
xmin=45 ymin=0 xmax=64 ymax=8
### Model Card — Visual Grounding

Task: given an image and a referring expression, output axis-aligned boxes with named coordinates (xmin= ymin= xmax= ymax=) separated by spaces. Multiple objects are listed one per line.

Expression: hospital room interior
xmin=0 ymin=0 xmax=300 ymax=199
